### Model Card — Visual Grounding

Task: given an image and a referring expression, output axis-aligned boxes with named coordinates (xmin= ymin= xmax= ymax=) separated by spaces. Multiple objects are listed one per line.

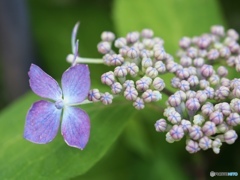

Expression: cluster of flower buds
xmin=155 ymin=25 xmax=240 ymax=154
xmin=88 ymin=29 xmax=174 ymax=109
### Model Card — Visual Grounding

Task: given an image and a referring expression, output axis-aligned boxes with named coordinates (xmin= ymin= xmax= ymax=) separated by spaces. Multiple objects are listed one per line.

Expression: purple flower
xmin=24 ymin=64 xmax=91 ymax=150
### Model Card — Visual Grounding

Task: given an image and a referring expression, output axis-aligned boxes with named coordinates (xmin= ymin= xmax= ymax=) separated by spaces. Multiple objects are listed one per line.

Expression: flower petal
xmin=61 ymin=106 xmax=90 ymax=150
xmin=24 ymin=100 xmax=62 ymax=144
xmin=61 ymin=64 xmax=90 ymax=104
xmin=29 ymin=64 xmax=62 ymax=101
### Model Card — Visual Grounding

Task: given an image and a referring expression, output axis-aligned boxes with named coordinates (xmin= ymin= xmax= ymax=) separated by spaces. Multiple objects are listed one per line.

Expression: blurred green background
xmin=0 ymin=0 xmax=240 ymax=179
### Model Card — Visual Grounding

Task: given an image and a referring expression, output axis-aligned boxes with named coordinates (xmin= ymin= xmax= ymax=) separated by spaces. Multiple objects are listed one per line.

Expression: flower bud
xmin=114 ymin=66 xmax=127 ymax=77
xmin=193 ymin=115 xmax=205 ymax=125
xmin=186 ymin=139 xmax=200 ymax=153
xmin=142 ymin=89 xmax=156 ymax=103
xmin=176 ymin=68 xmax=190 ymax=79
xmin=186 ymin=90 xmax=196 ymax=99
xmin=224 ymin=130 xmax=238 ymax=144
xmin=209 ymin=111 xmax=224 ymax=125
xmin=201 ymin=64 xmax=214 ymax=78
xmin=136 ymin=79 xmax=149 ymax=92
xmin=126 ymin=31 xmax=140 ymax=44
xmin=133 ymin=97 xmax=145 ymax=110
xmin=100 ymin=92 xmax=113 ymax=105
xmin=101 ymin=31 xmax=115 ymax=42
xmin=202 ymin=121 xmax=216 ymax=136
xmin=180 ymin=56 xmax=192 ymax=67
xmin=153 ymin=77 xmax=165 ymax=91
xmin=101 ymin=71 xmax=115 ymax=86
xmin=164 ymin=107 xmax=175 ymax=117
xmin=154 ymin=61 xmax=166 ymax=73
xmin=154 ymin=48 xmax=167 ymax=60
xmin=97 ymin=41 xmax=111 ymax=54
xmin=166 ymin=132 xmax=175 ymax=143
xmin=123 ymin=80 xmax=135 ymax=89
xmin=199 ymin=79 xmax=209 ymax=89
xmin=170 ymin=125 xmax=184 ymax=140
xmin=197 ymin=36 xmax=211 ymax=49
xmin=219 ymin=46 xmax=231 ymax=58
xmin=167 ymin=111 xmax=181 ymax=124
xmin=127 ymin=47 xmax=139 ymax=59
xmin=189 ymin=125 xmax=203 ymax=140
xmin=186 ymin=98 xmax=200 ymax=111
xmin=179 ymin=37 xmax=191 ymax=49
xmin=195 ymin=90 xmax=207 ymax=103
xmin=209 ymin=75 xmax=220 ymax=86
xmin=127 ymin=63 xmax=139 ymax=76
xmin=119 ymin=46 xmax=129 ymax=56
xmin=111 ymin=82 xmax=123 ymax=94
xmin=227 ymin=29 xmax=239 ymax=40
xmin=187 ymin=47 xmax=198 ymax=58
xmin=188 ymin=75 xmax=199 ymax=87
xmin=114 ymin=37 xmax=127 ymax=48
xmin=181 ymin=119 xmax=191 ymax=132
xmin=215 ymin=102 xmax=231 ymax=116
xmin=201 ymin=102 xmax=214 ymax=116
xmin=141 ymin=57 xmax=153 ymax=68
xmin=207 ymin=49 xmax=219 ymax=60
xmin=199 ymin=136 xmax=212 ymax=150
xmin=171 ymin=77 xmax=180 ymax=88
xmin=211 ymin=25 xmax=225 ymax=36
xmin=145 ymin=67 xmax=158 ymax=78
xmin=217 ymin=123 xmax=229 ymax=133
xmin=168 ymin=94 xmax=181 ymax=107
xmin=124 ymin=87 xmax=138 ymax=101
xmin=204 ymin=87 xmax=215 ymax=99
xmin=221 ymin=77 xmax=231 ymax=87
xmin=141 ymin=28 xmax=154 ymax=38
xmin=88 ymin=89 xmax=101 ymax=102
xmin=109 ymin=54 xmax=124 ymax=66
xmin=155 ymin=119 xmax=167 ymax=132
xmin=178 ymin=80 xmax=190 ymax=91
xmin=175 ymin=90 xmax=187 ymax=101
xmin=226 ymin=113 xmax=240 ymax=126
xmin=193 ymin=57 xmax=204 ymax=67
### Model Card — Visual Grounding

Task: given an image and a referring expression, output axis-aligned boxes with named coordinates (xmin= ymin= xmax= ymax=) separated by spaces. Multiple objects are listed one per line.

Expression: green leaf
xmin=113 ymin=0 xmax=224 ymax=54
xmin=0 ymin=93 xmax=134 ymax=179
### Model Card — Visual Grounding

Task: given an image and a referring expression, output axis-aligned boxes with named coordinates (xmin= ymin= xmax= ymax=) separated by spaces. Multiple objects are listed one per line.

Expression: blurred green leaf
xmin=113 ymin=0 xmax=224 ymax=54
xmin=0 ymin=93 xmax=134 ymax=179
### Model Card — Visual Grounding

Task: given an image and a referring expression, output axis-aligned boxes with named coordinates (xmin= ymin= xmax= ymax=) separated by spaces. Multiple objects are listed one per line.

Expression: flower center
xmin=55 ymin=99 xmax=64 ymax=109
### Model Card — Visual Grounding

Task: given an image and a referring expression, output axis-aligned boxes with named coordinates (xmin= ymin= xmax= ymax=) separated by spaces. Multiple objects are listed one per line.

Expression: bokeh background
xmin=0 ymin=0 xmax=240 ymax=179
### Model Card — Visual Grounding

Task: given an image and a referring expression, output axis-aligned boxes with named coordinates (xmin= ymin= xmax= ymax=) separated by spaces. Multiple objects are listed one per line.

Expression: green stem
xmin=162 ymin=88 xmax=174 ymax=96
xmin=66 ymin=54 xmax=103 ymax=64
xmin=67 ymin=99 xmax=93 ymax=106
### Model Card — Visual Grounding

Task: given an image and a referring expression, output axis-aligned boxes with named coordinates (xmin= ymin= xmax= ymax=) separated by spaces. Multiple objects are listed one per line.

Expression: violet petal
xmin=61 ymin=64 xmax=90 ymax=104
xmin=61 ymin=106 xmax=90 ymax=150
xmin=29 ymin=64 xmax=62 ymax=101
xmin=24 ymin=100 xmax=62 ymax=144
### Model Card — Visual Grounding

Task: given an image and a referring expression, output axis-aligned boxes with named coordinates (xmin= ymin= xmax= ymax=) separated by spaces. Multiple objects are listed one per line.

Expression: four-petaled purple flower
xmin=24 ymin=63 xmax=91 ymax=150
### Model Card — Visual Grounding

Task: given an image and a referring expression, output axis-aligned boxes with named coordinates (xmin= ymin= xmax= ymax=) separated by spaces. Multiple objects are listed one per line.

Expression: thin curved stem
xmin=162 ymin=88 xmax=174 ymax=96
xmin=66 ymin=54 xmax=103 ymax=64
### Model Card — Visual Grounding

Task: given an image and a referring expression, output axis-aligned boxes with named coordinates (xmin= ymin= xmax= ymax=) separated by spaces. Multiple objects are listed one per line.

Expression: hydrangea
xmin=24 ymin=63 xmax=91 ymax=150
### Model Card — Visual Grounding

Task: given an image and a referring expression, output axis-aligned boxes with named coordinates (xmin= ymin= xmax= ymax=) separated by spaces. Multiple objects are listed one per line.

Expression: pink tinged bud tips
xmin=186 ymin=140 xmax=200 ymax=153
xmin=155 ymin=119 xmax=167 ymax=132
xmin=170 ymin=125 xmax=184 ymax=140
xmin=224 ymin=130 xmax=238 ymax=144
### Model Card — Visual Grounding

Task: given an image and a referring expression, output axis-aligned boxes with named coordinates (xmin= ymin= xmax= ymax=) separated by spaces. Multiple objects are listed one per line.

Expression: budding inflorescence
xmin=86 ymin=29 xmax=174 ymax=109
xmin=155 ymin=25 xmax=240 ymax=154
xmin=66 ymin=23 xmax=240 ymax=154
